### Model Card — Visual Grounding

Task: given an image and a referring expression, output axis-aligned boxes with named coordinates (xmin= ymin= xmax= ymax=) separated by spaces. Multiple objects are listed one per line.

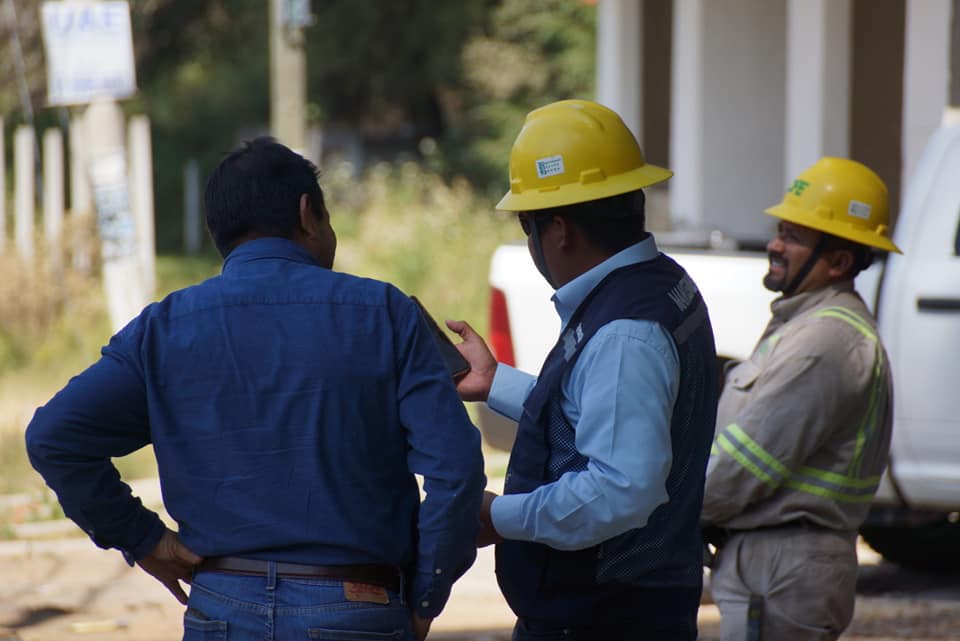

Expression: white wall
xmin=901 ymin=0 xmax=951 ymax=198
xmin=671 ymin=0 xmax=787 ymax=245
xmin=596 ymin=0 xmax=643 ymax=139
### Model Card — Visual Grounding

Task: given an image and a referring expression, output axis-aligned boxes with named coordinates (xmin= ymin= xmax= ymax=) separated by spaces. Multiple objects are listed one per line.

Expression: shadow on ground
xmin=857 ymin=561 xmax=960 ymax=600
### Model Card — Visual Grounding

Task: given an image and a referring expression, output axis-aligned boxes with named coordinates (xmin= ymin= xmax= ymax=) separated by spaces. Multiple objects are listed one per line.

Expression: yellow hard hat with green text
xmin=765 ymin=157 xmax=902 ymax=253
xmin=496 ymin=99 xmax=672 ymax=212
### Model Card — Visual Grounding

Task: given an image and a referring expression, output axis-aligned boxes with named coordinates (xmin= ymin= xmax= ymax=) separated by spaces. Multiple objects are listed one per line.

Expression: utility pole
xmin=269 ymin=0 xmax=311 ymax=155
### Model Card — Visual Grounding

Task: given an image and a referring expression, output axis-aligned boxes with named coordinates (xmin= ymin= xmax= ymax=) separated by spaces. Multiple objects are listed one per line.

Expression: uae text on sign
xmin=41 ymin=1 xmax=137 ymax=106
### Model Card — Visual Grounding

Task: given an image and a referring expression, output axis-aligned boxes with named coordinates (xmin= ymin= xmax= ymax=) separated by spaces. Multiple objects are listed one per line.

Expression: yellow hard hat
xmin=496 ymin=99 xmax=672 ymax=212
xmin=765 ymin=157 xmax=902 ymax=253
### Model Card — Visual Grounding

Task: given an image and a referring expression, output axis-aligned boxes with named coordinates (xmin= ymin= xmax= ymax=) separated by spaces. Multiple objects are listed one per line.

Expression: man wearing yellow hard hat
xmin=702 ymin=157 xmax=899 ymax=641
xmin=448 ymin=99 xmax=719 ymax=639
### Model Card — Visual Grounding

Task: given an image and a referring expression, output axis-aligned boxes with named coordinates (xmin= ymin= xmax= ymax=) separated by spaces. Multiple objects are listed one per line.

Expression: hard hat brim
xmin=764 ymin=203 xmax=903 ymax=254
xmin=496 ymin=163 xmax=673 ymax=212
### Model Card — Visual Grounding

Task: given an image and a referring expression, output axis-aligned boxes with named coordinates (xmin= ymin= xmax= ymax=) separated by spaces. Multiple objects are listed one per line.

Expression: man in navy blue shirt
xmin=26 ymin=138 xmax=485 ymax=641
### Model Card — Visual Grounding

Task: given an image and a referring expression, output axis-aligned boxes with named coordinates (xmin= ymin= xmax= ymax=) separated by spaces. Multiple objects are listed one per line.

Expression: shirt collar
xmin=552 ymin=233 xmax=660 ymax=329
xmin=770 ymin=280 xmax=857 ymax=322
xmin=222 ymin=237 xmax=320 ymax=273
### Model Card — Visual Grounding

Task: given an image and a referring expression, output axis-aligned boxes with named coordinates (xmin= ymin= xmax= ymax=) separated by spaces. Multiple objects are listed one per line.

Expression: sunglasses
xmin=518 ymin=213 xmax=552 ymax=236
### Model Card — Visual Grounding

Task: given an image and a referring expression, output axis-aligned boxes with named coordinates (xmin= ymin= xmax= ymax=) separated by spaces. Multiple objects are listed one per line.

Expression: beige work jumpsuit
xmin=703 ymin=280 xmax=894 ymax=641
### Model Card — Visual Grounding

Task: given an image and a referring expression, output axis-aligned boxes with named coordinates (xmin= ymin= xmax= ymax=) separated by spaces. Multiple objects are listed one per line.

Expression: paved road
xmin=3 ymin=535 xmax=960 ymax=641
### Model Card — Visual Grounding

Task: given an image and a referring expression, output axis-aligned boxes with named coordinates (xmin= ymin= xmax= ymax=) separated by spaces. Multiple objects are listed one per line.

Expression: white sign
xmin=41 ymin=1 xmax=137 ymax=106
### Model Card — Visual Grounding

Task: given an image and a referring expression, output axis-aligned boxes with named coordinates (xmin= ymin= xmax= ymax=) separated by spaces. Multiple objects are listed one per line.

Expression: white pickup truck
xmin=475 ymin=123 xmax=960 ymax=572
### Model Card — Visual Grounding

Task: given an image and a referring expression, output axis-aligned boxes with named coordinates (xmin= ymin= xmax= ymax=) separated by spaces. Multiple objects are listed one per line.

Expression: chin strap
xmin=782 ymin=233 xmax=827 ymax=296
xmin=529 ymin=218 xmax=557 ymax=289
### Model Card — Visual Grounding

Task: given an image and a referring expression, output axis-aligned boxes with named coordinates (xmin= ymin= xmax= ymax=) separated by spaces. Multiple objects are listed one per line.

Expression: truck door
xmin=876 ymin=123 xmax=960 ymax=509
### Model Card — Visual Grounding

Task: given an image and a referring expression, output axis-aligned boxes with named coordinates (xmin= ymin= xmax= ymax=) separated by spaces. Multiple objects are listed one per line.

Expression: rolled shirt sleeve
xmin=25 ymin=314 xmax=167 ymax=562
xmin=491 ymin=319 xmax=680 ymax=550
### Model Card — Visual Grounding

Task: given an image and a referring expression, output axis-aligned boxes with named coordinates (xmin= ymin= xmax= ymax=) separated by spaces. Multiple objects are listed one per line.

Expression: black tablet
xmin=410 ymin=296 xmax=471 ymax=380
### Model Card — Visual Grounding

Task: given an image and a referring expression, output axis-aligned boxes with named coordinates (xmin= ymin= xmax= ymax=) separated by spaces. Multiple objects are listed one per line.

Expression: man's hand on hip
xmin=136 ymin=528 xmax=203 ymax=604
xmin=412 ymin=613 xmax=433 ymax=641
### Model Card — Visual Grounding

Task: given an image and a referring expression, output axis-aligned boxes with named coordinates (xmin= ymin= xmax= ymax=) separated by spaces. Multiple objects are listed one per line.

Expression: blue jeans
xmin=183 ymin=563 xmax=414 ymax=641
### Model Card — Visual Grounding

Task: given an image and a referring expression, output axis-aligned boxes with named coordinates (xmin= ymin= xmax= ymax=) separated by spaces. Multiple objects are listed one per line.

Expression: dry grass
xmin=0 ymin=165 xmax=519 ymax=505
xmin=331 ymin=161 xmax=520 ymax=329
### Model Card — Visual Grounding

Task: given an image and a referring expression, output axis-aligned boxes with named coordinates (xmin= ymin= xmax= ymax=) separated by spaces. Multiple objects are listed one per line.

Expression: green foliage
xmin=329 ymin=160 xmax=521 ymax=333
xmin=130 ymin=0 xmax=270 ymax=252
xmin=306 ymin=1 xmax=491 ymax=127
xmin=1 ymin=0 xmax=594 ymax=251
xmin=440 ymin=0 xmax=597 ymax=197
xmin=155 ymin=253 xmax=221 ymax=297
xmin=0 ymin=427 xmax=43 ymax=496
xmin=0 ymin=170 xmax=520 ymax=506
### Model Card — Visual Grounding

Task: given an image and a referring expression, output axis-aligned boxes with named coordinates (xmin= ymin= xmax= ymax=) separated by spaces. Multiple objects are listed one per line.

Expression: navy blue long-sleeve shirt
xmin=26 ymin=237 xmax=485 ymax=617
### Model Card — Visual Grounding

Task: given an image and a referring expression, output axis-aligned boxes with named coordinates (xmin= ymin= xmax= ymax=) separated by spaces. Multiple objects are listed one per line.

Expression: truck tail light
xmin=489 ymin=287 xmax=516 ymax=367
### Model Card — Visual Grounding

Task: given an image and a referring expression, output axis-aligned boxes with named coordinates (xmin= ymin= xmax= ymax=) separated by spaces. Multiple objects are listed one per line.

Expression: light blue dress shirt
xmin=488 ymin=235 xmax=680 ymax=550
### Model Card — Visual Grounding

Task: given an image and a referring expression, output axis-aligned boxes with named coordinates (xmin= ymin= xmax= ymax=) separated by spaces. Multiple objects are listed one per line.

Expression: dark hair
xmin=204 ymin=137 xmax=326 ymax=256
xmin=822 ymin=233 xmax=875 ymax=278
xmin=531 ymin=190 xmax=647 ymax=254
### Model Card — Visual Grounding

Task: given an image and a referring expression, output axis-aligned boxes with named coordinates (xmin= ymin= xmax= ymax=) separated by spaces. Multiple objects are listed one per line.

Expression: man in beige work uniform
xmin=702 ymin=157 xmax=900 ymax=641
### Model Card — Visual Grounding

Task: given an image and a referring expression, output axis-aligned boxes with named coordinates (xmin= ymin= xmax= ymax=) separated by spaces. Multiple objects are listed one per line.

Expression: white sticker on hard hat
xmin=535 ymin=155 xmax=565 ymax=179
xmin=848 ymin=200 xmax=871 ymax=220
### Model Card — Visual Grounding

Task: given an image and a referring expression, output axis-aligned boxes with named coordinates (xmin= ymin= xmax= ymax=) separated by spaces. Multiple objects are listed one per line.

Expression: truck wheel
xmin=860 ymin=516 xmax=960 ymax=573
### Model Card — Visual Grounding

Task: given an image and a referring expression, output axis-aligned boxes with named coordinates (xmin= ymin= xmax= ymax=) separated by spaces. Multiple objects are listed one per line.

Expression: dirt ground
xmin=2 ymin=535 xmax=960 ymax=641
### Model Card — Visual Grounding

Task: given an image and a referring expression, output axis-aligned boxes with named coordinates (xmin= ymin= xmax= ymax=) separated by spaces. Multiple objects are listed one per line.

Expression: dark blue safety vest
xmin=495 ymin=255 xmax=718 ymax=624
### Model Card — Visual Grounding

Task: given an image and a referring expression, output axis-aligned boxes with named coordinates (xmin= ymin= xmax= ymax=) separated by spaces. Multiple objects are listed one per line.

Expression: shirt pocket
xmin=727 ymin=360 xmax=761 ymax=392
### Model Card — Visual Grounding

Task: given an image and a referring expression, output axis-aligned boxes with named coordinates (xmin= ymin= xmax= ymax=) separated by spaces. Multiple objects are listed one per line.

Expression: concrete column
xmin=69 ymin=108 xmax=94 ymax=274
xmin=42 ymin=128 xmax=65 ymax=270
xmin=128 ymin=115 xmax=156 ymax=298
xmin=784 ymin=0 xmax=851 ymax=183
xmin=596 ymin=0 xmax=643 ymax=139
xmin=902 ymin=0 xmax=951 ymax=190
xmin=14 ymin=125 xmax=35 ymax=261
xmin=87 ymin=98 xmax=145 ymax=331
xmin=69 ymin=109 xmax=93 ymax=216
xmin=670 ymin=0 xmax=787 ymax=245
xmin=270 ymin=0 xmax=308 ymax=154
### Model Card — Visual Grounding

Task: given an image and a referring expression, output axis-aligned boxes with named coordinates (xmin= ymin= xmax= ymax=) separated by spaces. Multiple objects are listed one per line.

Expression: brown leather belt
xmin=196 ymin=557 xmax=401 ymax=592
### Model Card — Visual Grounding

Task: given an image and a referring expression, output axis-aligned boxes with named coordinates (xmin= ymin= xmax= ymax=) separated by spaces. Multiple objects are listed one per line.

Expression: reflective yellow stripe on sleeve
xmin=813 ymin=306 xmax=885 ymax=479
xmin=716 ymin=422 xmax=882 ymax=502
xmin=716 ymin=424 xmax=789 ymax=488
xmin=785 ymin=465 xmax=880 ymax=503
xmin=712 ymin=305 xmax=887 ymax=504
